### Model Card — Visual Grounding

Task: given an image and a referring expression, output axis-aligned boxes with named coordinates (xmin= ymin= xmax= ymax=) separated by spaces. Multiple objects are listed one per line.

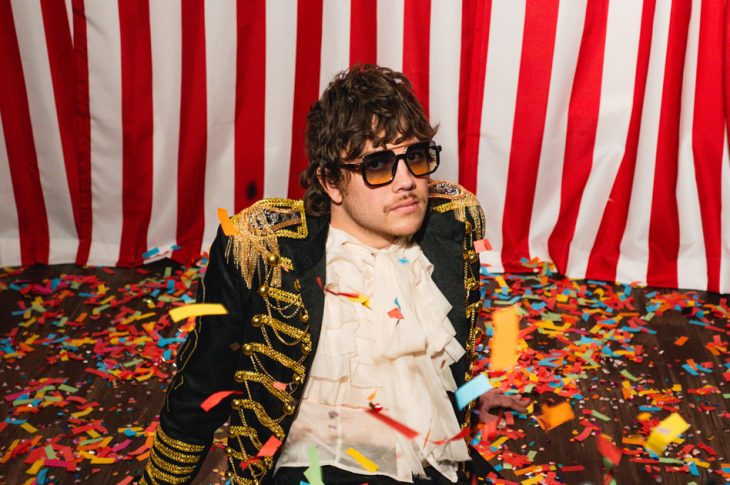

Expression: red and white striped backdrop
xmin=0 ymin=0 xmax=728 ymax=293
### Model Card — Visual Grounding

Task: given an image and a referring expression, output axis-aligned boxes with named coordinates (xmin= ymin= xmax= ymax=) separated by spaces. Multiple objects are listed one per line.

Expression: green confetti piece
xmin=79 ymin=437 xmax=103 ymax=446
xmin=45 ymin=444 xmax=57 ymax=460
xmin=591 ymin=410 xmax=611 ymax=421
xmin=658 ymin=457 xmax=683 ymax=464
xmin=58 ymin=384 xmax=78 ymax=393
xmin=164 ymin=266 xmax=172 ymax=277
xmin=620 ymin=369 xmax=639 ymax=382
xmin=303 ymin=445 xmax=323 ymax=485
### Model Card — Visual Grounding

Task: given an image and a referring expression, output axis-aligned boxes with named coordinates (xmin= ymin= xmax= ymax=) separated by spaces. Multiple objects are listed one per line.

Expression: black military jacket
xmin=142 ymin=181 xmax=486 ymax=484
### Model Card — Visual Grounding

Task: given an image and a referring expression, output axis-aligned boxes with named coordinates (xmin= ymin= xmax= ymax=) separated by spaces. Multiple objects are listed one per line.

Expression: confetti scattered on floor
xmin=0 ymin=257 xmax=728 ymax=484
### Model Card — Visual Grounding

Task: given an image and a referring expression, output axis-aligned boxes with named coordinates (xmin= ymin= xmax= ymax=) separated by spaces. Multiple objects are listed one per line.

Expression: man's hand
xmin=476 ymin=389 xmax=530 ymax=424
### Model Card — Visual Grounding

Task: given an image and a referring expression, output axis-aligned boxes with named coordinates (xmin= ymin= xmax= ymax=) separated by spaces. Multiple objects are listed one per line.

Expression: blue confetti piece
xmin=398 ymin=257 xmax=409 ymax=264
xmin=142 ymin=247 xmax=160 ymax=258
xmin=51 ymin=278 xmax=60 ymax=290
xmin=171 ymin=244 xmax=181 ymax=250
xmin=167 ymin=280 xmax=175 ymax=290
xmin=151 ymin=289 xmax=160 ymax=297
xmin=455 ymin=373 xmax=492 ymax=410
xmin=689 ymin=319 xmax=708 ymax=327
xmin=689 ymin=461 xmax=699 ymax=476
xmin=37 ymin=468 xmax=48 ymax=484
xmin=5 ymin=418 xmax=27 ymax=425
xmin=158 ymin=337 xmax=185 ymax=348
xmin=394 ymin=297 xmax=401 ymax=310
xmin=181 ymin=294 xmax=195 ymax=303
xmin=163 ymin=349 xmax=172 ymax=361
xmin=124 ymin=428 xmax=138 ymax=437
xmin=682 ymin=364 xmax=699 ymax=376
xmin=638 ymin=405 xmax=660 ymax=412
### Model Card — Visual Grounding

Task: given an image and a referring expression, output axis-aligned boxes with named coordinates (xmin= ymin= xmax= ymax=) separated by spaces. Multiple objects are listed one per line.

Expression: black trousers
xmin=274 ymin=465 xmax=471 ymax=484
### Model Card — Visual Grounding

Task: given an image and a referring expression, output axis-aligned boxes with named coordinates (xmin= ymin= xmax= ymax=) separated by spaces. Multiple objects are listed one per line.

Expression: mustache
xmin=384 ymin=195 xmax=424 ymax=213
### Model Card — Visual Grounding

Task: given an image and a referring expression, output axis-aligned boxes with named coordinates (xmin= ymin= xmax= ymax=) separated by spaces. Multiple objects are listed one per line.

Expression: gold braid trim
xmin=237 ymin=399 xmax=286 ymax=439
xmin=235 ymin=370 xmax=293 ymax=405
xmin=149 ymin=449 xmax=197 ymax=476
xmin=229 ymin=425 xmax=263 ymax=442
xmin=254 ymin=314 xmax=307 ymax=341
xmin=152 ymin=436 xmax=201 ymax=465
xmin=144 ymin=457 xmax=193 ymax=484
xmin=156 ymin=426 xmax=205 ymax=453
xmin=227 ymin=199 xmax=307 ymax=288
xmin=247 ymin=342 xmax=306 ymax=375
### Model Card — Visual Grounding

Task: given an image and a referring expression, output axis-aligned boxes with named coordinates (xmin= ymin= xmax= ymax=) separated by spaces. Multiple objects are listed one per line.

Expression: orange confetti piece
xmin=217 ymin=207 xmax=236 ymax=236
xmin=674 ymin=336 xmax=688 ymax=346
xmin=539 ymin=401 xmax=575 ymax=431
xmin=387 ymin=307 xmax=405 ymax=319
xmin=489 ymin=306 xmax=519 ymax=371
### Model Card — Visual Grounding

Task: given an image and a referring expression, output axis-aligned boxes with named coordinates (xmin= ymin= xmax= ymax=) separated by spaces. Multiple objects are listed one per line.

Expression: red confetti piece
xmin=200 ymin=390 xmax=242 ymax=412
xmin=387 ymin=307 xmax=405 ymax=319
xmin=365 ymin=409 xmax=418 ymax=439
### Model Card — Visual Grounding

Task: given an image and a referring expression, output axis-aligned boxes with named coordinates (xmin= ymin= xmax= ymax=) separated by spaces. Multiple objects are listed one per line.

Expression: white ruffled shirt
xmin=276 ymin=226 xmax=470 ymax=482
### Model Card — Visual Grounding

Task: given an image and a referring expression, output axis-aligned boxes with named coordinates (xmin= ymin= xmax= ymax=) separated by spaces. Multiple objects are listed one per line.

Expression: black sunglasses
xmin=338 ymin=140 xmax=441 ymax=187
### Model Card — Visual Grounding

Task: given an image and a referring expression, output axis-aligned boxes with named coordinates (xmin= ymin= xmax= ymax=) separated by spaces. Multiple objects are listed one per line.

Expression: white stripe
xmin=264 ymin=0 xmax=297 ymax=198
xmin=376 ymin=0 xmax=404 ymax=71
xmin=529 ymin=0 xmax=586 ymax=260
xmin=65 ymin=0 xmax=73 ymax=40
xmin=148 ymin=0 xmax=182 ymax=259
xmin=203 ymin=0 xmax=238 ymax=249
xmin=476 ymin=0 xmax=526 ymax=272
xmin=720 ymin=133 xmax=730 ymax=294
xmin=11 ymin=0 xmax=78 ymax=263
xmin=320 ymin=0 xmax=350 ymax=95
xmin=429 ymin=0 xmax=461 ymax=184
xmin=85 ymin=1 xmax=124 ymax=265
xmin=566 ymin=0 xmax=643 ymax=279
xmin=0 ymin=117 xmax=20 ymax=266
xmin=615 ymin=0 xmax=672 ymax=284
xmin=675 ymin=0 xmax=706 ymax=290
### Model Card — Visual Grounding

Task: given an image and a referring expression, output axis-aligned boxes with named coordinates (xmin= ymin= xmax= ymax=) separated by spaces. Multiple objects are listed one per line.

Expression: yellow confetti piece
xmin=346 ymin=447 xmax=379 ymax=472
xmin=646 ymin=413 xmax=690 ymax=455
xmin=20 ymin=422 xmax=38 ymax=433
xmin=490 ymin=435 xmax=509 ymax=449
xmin=80 ymin=450 xmax=115 ymax=464
xmin=346 ymin=294 xmax=371 ymax=309
xmin=71 ymin=406 xmax=94 ymax=419
xmin=169 ymin=303 xmax=228 ymax=323
xmin=495 ymin=275 xmax=509 ymax=292
xmin=539 ymin=401 xmax=575 ymax=431
xmin=27 ymin=459 xmax=44 ymax=475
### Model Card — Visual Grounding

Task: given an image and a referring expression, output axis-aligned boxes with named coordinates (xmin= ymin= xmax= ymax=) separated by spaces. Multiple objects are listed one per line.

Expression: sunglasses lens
xmin=405 ymin=143 xmax=438 ymax=176
xmin=362 ymin=151 xmax=396 ymax=186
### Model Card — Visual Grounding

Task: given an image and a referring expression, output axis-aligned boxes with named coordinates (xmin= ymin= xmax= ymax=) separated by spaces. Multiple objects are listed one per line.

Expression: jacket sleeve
xmin=142 ymin=227 xmax=248 ymax=484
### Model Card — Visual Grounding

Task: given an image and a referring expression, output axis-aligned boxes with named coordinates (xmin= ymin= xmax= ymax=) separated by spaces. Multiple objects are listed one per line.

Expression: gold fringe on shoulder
xmin=226 ymin=199 xmax=307 ymax=288
xmin=429 ymin=180 xmax=485 ymax=240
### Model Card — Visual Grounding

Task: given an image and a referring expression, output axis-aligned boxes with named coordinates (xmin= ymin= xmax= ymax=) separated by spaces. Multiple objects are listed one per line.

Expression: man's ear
xmin=317 ymin=168 xmax=344 ymax=205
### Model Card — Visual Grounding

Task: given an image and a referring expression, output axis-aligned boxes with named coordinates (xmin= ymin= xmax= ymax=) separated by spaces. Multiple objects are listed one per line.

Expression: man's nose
xmin=391 ymin=156 xmax=416 ymax=190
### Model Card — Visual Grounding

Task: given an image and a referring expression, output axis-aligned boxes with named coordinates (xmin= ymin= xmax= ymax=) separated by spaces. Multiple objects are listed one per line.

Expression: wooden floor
xmin=0 ymin=260 xmax=727 ymax=484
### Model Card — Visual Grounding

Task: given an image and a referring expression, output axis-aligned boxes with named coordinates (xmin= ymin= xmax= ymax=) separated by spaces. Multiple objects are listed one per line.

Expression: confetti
xmin=168 ymin=303 xmax=228 ymax=322
xmin=489 ymin=305 xmax=519 ymax=371
xmin=646 ymin=413 xmax=690 ymax=455
xmin=217 ymin=207 xmax=236 ymax=236
xmin=455 ymin=373 xmax=492 ymax=410
xmin=346 ymin=447 xmax=379 ymax=472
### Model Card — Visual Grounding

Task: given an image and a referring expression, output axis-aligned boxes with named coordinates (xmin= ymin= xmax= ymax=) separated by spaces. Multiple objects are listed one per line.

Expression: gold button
xmin=251 ymin=315 xmax=263 ymax=327
xmin=299 ymin=310 xmax=309 ymax=323
xmin=294 ymin=279 xmax=301 ymax=291
xmin=283 ymin=402 xmax=295 ymax=415
xmin=242 ymin=343 xmax=253 ymax=356
xmin=258 ymin=285 xmax=269 ymax=297
xmin=302 ymin=342 xmax=311 ymax=353
xmin=266 ymin=254 xmax=280 ymax=266
xmin=225 ymin=447 xmax=234 ymax=456
xmin=466 ymin=250 xmax=479 ymax=264
xmin=225 ymin=471 xmax=233 ymax=479
xmin=232 ymin=399 xmax=242 ymax=409
xmin=234 ymin=371 xmax=244 ymax=383
xmin=464 ymin=221 xmax=473 ymax=234
xmin=293 ymin=373 xmax=304 ymax=385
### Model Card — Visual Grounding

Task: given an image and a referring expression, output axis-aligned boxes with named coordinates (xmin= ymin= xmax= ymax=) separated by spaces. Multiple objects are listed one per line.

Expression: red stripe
xmin=585 ymin=0 xmax=656 ymax=282
xmin=402 ymin=0 xmax=431 ymax=117
xmin=0 ymin=0 xmax=50 ymax=264
xmin=691 ymin=1 xmax=725 ymax=293
xmin=457 ymin=0 xmax=491 ymax=194
xmin=71 ymin=0 xmax=92 ymax=265
xmin=646 ymin=0 xmax=691 ymax=288
xmin=725 ymin=5 xmax=730 ymax=150
xmin=501 ymin=0 xmax=559 ymax=273
xmin=41 ymin=0 xmax=86 ymax=264
xmin=175 ymin=0 xmax=207 ymax=263
xmin=287 ymin=0 xmax=323 ymax=199
xmin=118 ymin=0 xmax=154 ymax=266
xmin=350 ymin=0 xmax=377 ymax=65
xmin=235 ymin=0 xmax=266 ymax=211
xmin=546 ymin=1 xmax=608 ymax=273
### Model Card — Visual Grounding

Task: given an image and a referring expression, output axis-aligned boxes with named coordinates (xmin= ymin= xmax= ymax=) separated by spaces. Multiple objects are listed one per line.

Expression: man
xmin=142 ymin=65 xmax=527 ymax=485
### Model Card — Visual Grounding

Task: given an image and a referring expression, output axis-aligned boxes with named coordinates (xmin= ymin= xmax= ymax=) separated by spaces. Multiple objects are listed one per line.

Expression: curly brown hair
xmin=300 ymin=64 xmax=437 ymax=216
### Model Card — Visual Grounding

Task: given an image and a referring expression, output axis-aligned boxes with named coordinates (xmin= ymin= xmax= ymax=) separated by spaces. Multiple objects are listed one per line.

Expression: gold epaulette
xmin=428 ymin=180 xmax=485 ymax=240
xmin=225 ymin=198 xmax=308 ymax=288
xmin=142 ymin=426 xmax=206 ymax=484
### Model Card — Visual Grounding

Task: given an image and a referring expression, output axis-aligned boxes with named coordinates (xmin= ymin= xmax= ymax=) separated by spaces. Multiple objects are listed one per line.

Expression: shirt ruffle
xmin=278 ymin=227 xmax=469 ymax=482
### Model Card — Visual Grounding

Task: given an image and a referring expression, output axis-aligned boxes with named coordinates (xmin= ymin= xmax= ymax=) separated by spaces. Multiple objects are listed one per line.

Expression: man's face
xmin=322 ymin=138 xmax=430 ymax=248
